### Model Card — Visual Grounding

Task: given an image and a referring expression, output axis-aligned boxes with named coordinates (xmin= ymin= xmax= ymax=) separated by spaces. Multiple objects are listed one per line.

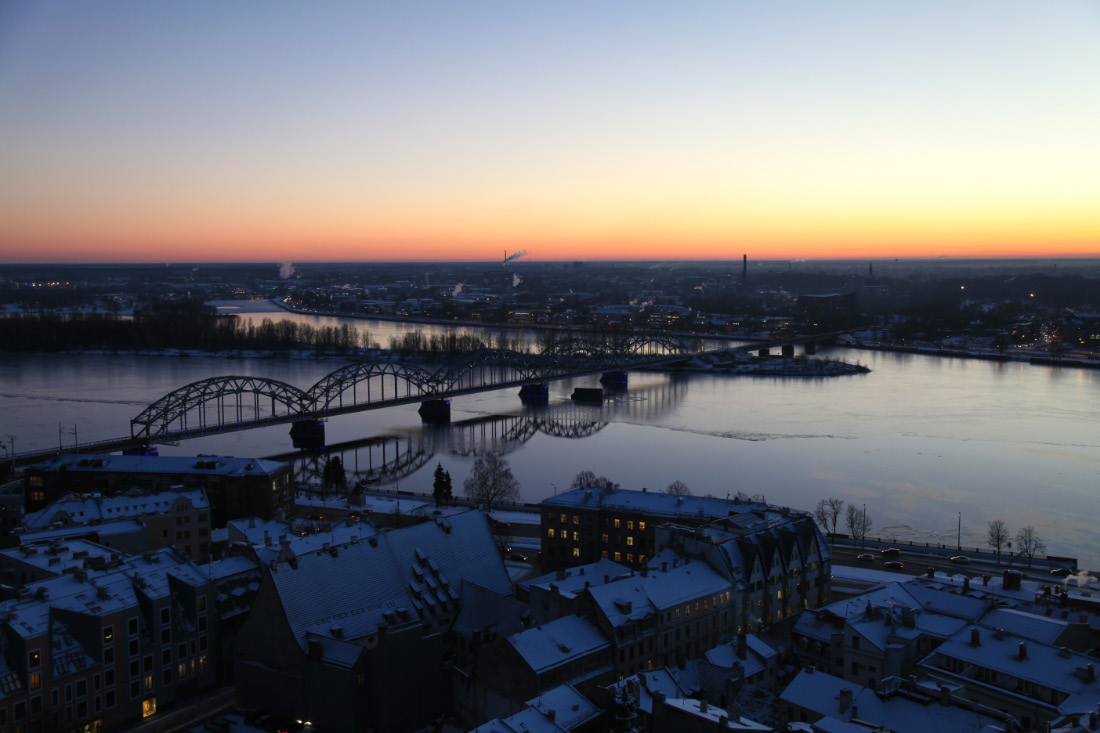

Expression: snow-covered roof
xmin=265 ymin=510 xmax=511 ymax=650
xmin=29 ymin=453 xmax=286 ymax=477
xmin=781 ymin=669 xmax=1003 ymax=733
xmin=526 ymin=684 xmax=601 ymax=730
xmin=521 ymin=558 xmax=631 ymax=599
xmin=23 ymin=488 xmax=208 ymax=528
xmin=508 ymin=615 xmax=610 ymax=674
xmin=542 ymin=486 xmax=787 ymax=525
xmin=587 ymin=558 xmax=730 ymax=628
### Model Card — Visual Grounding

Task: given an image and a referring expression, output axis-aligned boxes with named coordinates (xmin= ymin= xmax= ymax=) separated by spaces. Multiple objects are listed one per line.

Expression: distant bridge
xmin=128 ymin=335 xmax=697 ymax=445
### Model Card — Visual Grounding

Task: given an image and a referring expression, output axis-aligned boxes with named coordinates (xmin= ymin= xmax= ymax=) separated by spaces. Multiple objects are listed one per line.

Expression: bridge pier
xmin=290 ymin=420 xmax=326 ymax=450
xmin=600 ymin=371 xmax=628 ymax=386
xmin=757 ymin=347 xmax=769 ymax=357
xmin=418 ymin=399 xmax=451 ymax=424
xmin=518 ymin=384 xmax=549 ymax=401
xmin=804 ymin=341 xmax=817 ymax=354
xmin=123 ymin=443 xmax=159 ymax=457
xmin=781 ymin=343 xmax=795 ymax=357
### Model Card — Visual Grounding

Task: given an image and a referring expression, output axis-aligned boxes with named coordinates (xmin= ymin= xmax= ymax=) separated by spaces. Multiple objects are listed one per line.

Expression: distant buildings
xmin=22 ymin=454 xmax=293 ymax=527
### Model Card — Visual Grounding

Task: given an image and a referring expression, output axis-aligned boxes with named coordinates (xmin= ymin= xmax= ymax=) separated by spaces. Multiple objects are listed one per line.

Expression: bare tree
xmin=846 ymin=504 xmax=872 ymax=546
xmin=734 ymin=491 xmax=765 ymax=503
xmin=666 ymin=480 xmax=691 ymax=496
xmin=464 ymin=452 xmax=520 ymax=511
xmin=987 ymin=519 xmax=1010 ymax=564
xmin=1015 ymin=525 xmax=1046 ymax=567
xmin=814 ymin=498 xmax=845 ymax=543
xmin=571 ymin=470 xmax=613 ymax=489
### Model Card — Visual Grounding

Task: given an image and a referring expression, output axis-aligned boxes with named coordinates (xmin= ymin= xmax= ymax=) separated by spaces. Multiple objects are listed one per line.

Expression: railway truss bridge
xmin=128 ymin=334 xmax=700 ymax=450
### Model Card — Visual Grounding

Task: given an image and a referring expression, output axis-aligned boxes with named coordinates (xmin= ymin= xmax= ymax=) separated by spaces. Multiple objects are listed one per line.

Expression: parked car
xmin=882 ymin=547 xmax=901 ymax=557
xmin=505 ymin=547 xmax=528 ymax=562
xmin=857 ymin=553 xmax=874 ymax=562
xmin=883 ymin=561 xmax=905 ymax=570
xmin=1050 ymin=567 xmax=1074 ymax=577
xmin=950 ymin=555 xmax=970 ymax=564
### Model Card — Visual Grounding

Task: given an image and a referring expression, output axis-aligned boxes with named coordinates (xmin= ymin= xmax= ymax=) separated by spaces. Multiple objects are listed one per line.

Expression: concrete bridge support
xmin=290 ymin=420 xmax=326 ymax=450
xmin=600 ymin=371 xmax=628 ymax=385
xmin=518 ymin=384 xmax=549 ymax=401
xmin=758 ymin=347 xmax=770 ymax=357
xmin=781 ymin=343 xmax=795 ymax=357
xmin=805 ymin=341 xmax=817 ymax=354
xmin=418 ymin=399 xmax=451 ymax=424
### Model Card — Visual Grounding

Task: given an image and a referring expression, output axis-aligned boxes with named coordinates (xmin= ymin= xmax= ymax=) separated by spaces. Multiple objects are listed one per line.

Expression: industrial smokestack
xmin=742 ymin=254 xmax=747 ymax=285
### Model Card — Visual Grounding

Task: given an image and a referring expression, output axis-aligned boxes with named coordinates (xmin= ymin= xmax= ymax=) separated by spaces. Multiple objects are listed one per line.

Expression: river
xmin=2 ymin=299 xmax=1098 ymax=568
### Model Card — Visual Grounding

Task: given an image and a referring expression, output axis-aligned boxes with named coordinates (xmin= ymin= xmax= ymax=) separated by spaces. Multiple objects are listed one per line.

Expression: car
xmin=1050 ymin=567 xmax=1073 ymax=577
xmin=857 ymin=553 xmax=874 ymax=562
xmin=507 ymin=552 xmax=529 ymax=562
xmin=950 ymin=555 xmax=970 ymax=564
xmin=883 ymin=561 xmax=905 ymax=570
xmin=881 ymin=547 xmax=901 ymax=557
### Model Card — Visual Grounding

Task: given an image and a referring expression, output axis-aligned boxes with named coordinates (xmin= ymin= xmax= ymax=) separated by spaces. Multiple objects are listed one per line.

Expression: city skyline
xmin=1 ymin=1 xmax=1099 ymax=264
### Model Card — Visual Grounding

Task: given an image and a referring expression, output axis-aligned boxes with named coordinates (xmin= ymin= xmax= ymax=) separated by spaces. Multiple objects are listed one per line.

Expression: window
xmin=572 ymin=531 xmax=579 ymax=541
xmin=560 ymin=513 xmax=566 ymax=524
xmin=129 ymin=640 xmax=139 ymax=656
xmin=103 ymin=648 xmax=114 ymax=665
xmin=162 ymin=650 xmax=171 ymax=665
xmin=161 ymin=629 xmax=170 ymax=644
xmin=30 ymin=672 xmax=41 ymax=690
xmin=130 ymin=681 xmax=140 ymax=699
xmin=547 ymin=528 xmax=555 ymax=538
xmin=105 ymin=690 xmax=115 ymax=708
xmin=614 ymin=552 xmax=622 ymax=562
xmin=199 ymin=654 xmax=208 ymax=671
xmin=162 ymin=669 xmax=172 ymax=685
xmin=199 ymin=636 xmax=208 ymax=651
xmin=626 ymin=536 xmax=634 ymax=546
xmin=573 ymin=515 xmax=579 ymax=525
xmin=142 ymin=698 xmax=157 ymax=718
xmin=572 ymin=548 xmax=580 ymax=558
xmin=601 ymin=533 xmax=609 ymax=543
xmin=128 ymin=617 xmax=139 ymax=636
xmin=177 ymin=662 xmax=188 ymax=678
xmin=198 ymin=616 xmax=207 ymax=631
xmin=29 ymin=650 xmax=40 ymax=669
xmin=614 ymin=519 xmax=621 ymax=529
xmin=160 ymin=608 xmax=170 ymax=624
xmin=76 ymin=679 xmax=86 ymax=697
xmin=626 ymin=553 xmax=633 ymax=562
xmin=638 ymin=521 xmax=646 ymax=531
xmin=627 ymin=520 xmax=634 ymax=530
xmin=103 ymin=625 xmax=113 ymax=643
xmin=144 ymin=674 xmax=154 ymax=692
xmin=105 ymin=670 xmax=114 ymax=686
xmin=143 ymin=655 xmax=153 ymax=672
xmin=130 ymin=661 xmax=140 ymax=677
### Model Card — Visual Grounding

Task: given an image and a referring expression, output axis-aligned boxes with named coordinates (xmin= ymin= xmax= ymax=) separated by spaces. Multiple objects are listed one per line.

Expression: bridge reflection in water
xmin=277 ymin=375 xmax=688 ymax=490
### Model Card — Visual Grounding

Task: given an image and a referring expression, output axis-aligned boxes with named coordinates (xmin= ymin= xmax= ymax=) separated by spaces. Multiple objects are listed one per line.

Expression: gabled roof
xmin=508 ymin=615 xmax=610 ymax=674
xmin=264 ymin=510 xmax=510 ymax=650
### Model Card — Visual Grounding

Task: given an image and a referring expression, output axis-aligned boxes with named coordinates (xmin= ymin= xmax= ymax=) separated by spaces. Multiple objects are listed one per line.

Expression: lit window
xmin=30 ymin=672 xmax=41 ymax=690
xmin=573 ymin=515 xmax=579 ymax=525
xmin=560 ymin=513 xmax=567 ymax=524
xmin=177 ymin=663 xmax=187 ymax=678
xmin=103 ymin=626 xmax=113 ymax=643
xmin=626 ymin=553 xmax=633 ymax=562
xmin=614 ymin=519 xmax=621 ymax=529
xmin=614 ymin=552 xmax=622 ymax=562
xmin=601 ymin=533 xmax=609 ymax=543
xmin=142 ymin=698 xmax=157 ymax=718
xmin=638 ymin=555 xmax=646 ymax=564
xmin=572 ymin=531 xmax=579 ymax=541
xmin=572 ymin=548 xmax=580 ymax=558
xmin=547 ymin=528 xmax=555 ymax=538
xmin=627 ymin=520 xmax=634 ymax=530
xmin=638 ymin=521 xmax=646 ymax=531
xmin=626 ymin=536 xmax=634 ymax=546
xmin=144 ymin=675 xmax=153 ymax=692
xmin=29 ymin=650 xmax=40 ymax=669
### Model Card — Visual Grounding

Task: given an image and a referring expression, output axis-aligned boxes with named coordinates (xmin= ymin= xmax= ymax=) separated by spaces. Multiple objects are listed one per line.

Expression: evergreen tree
xmin=433 ymin=463 xmax=447 ymax=507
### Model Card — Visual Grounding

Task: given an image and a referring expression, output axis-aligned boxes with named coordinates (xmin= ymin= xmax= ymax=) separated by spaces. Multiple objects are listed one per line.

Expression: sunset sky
xmin=1 ymin=1 xmax=1098 ymax=263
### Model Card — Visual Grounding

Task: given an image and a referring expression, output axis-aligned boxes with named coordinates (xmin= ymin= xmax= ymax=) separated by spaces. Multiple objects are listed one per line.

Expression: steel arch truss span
xmin=306 ymin=361 xmax=440 ymax=414
xmin=131 ymin=376 xmax=308 ymax=439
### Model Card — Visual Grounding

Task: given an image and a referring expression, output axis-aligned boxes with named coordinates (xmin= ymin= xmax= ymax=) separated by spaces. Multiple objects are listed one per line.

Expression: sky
xmin=1 ymin=1 xmax=1099 ymax=264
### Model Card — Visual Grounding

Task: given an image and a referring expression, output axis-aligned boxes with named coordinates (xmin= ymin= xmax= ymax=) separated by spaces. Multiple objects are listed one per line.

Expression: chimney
xmin=963 ymin=577 xmax=970 ymax=592
xmin=1018 ymin=642 xmax=1028 ymax=660
xmin=939 ymin=686 xmax=951 ymax=706
xmin=546 ymin=709 xmax=555 ymax=722
xmin=926 ymin=566 xmax=935 ymax=578
xmin=970 ymin=629 xmax=981 ymax=647
xmin=742 ymin=254 xmax=747 ymax=285
xmin=662 ymin=562 xmax=668 ymax=573
xmin=699 ymin=699 xmax=708 ymax=713
xmin=838 ymin=687 xmax=853 ymax=713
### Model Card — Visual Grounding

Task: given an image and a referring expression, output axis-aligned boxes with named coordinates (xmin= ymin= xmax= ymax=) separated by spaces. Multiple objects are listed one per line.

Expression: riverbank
xmin=842 ymin=337 xmax=1100 ymax=369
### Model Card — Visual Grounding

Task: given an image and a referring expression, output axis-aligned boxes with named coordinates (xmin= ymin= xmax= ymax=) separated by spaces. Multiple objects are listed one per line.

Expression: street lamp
xmin=957 ymin=511 xmax=962 ymax=553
